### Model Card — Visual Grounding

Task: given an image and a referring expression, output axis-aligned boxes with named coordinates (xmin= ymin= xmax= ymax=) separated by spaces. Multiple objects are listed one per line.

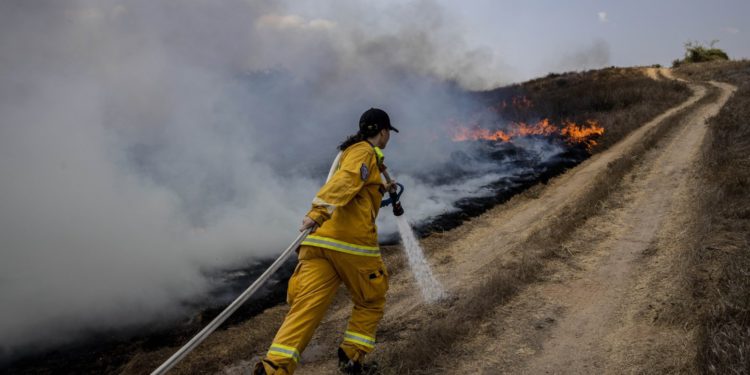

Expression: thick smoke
xmin=0 ymin=0 xmax=530 ymax=360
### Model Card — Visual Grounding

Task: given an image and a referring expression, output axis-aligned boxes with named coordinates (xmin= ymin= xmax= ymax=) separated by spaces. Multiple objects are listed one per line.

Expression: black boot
xmin=253 ymin=359 xmax=277 ymax=375
xmin=337 ymin=348 xmax=379 ymax=375
xmin=252 ymin=361 xmax=267 ymax=375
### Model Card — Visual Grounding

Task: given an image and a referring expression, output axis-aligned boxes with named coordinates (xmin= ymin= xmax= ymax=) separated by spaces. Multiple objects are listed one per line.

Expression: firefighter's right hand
xmin=300 ymin=216 xmax=319 ymax=233
xmin=384 ymin=180 xmax=398 ymax=193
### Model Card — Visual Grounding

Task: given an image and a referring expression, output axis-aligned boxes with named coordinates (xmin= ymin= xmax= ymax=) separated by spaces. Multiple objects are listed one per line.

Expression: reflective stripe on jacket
xmin=302 ymin=141 xmax=384 ymax=255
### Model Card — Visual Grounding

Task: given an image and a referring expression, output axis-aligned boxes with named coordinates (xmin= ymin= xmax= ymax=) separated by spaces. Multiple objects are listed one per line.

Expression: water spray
xmin=380 ymin=163 xmax=446 ymax=303
xmin=395 ymin=215 xmax=445 ymax=303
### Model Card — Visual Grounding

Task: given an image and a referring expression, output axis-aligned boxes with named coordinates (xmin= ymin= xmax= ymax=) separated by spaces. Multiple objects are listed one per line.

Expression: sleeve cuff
xmin=306 ymin=209 xmax=327 ymax=226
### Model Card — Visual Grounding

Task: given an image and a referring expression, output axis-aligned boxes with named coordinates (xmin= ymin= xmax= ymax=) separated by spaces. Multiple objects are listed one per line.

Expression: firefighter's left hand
xmin=300 ymin=216 xmax=319 ymax=233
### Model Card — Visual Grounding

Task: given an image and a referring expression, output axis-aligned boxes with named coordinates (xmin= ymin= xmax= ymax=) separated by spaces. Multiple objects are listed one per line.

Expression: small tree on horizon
xmin=673 ymin=40 xmax=729 ymax=67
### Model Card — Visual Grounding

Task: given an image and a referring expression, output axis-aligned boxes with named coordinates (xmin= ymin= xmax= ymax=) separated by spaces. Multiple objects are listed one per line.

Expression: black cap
xmin=359 ymin=108 xmax=399 ymax=134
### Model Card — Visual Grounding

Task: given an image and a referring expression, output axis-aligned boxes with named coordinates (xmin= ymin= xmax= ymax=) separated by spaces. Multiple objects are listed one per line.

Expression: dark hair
xmin=338 ymin=128 xmax=379 ymax=151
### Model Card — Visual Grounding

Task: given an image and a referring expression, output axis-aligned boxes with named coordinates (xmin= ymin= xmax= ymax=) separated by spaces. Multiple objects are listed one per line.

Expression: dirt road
xmin=517 ymin=79 xmax=734 ymax=374
xmin=215 ymin=73 xmax=735 ymax=374
xmin=430 ymin=77 xmax=735 ymax=374
xmin=466 ymin=80 xmax=733 ymax=374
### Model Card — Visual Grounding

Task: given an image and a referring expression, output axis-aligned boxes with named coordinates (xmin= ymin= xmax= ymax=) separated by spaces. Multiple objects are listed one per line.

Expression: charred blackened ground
xmin=409 ymin=66 xmax=690 ymax=237
xmin=1 ymin=67 xmax=691 ymax=375
xmin=412 ymin=139 xmax=590 ymax=237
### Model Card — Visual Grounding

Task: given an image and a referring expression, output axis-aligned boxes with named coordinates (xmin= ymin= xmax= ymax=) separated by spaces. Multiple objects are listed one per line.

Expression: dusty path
xmin=439 ymin=79 xmax=735 ymax=374
xmin=215 ymin=75 xmax=734 ymax=374
xmin=643 ymin=67 xmax=661 ymax=80
xmin=517 ymin=81 xmax=735 ymax=374
xmin=643 ymin=67 xmax=683 ymax=82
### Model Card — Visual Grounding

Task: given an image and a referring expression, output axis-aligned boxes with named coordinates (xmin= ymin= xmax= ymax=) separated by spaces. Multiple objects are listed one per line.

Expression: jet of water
xmin=395 ymin=215 xmax=446 ymax=303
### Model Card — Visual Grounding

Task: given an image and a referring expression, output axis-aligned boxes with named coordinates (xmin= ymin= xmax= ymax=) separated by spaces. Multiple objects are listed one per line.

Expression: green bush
xmin=674 ymin=40 xmax=729 ymax=67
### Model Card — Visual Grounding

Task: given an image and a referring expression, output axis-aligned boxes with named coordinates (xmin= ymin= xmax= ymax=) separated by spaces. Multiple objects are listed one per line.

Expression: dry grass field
xmin=676 ymin=60 xmax=750 ymax=375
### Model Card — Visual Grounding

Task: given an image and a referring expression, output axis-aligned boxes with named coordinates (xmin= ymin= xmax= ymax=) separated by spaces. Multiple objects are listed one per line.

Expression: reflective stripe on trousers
xmin=300 ymin=235 xmax=380 ymax=257
xmin=268 ymin=344 xmax=301 ymax=363
xmin=343 ymin=330 xmax=376 ymax=349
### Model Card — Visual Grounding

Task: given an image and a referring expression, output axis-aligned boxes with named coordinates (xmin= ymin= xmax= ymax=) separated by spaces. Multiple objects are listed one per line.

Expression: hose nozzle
xmin=382 ymin=168 xmax=405 ymax=216
xmin=391 ymin=200 xmax=404 ymax=216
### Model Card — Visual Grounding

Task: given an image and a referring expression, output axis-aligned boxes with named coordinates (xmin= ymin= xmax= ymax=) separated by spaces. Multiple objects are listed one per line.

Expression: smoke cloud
xmin=0 ymin=0 xmax=539 ymax=360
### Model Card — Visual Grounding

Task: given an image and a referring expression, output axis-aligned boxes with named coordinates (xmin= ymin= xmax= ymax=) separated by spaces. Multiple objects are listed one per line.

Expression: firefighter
xmin=254 ymin=108 xmax=399 ymax=375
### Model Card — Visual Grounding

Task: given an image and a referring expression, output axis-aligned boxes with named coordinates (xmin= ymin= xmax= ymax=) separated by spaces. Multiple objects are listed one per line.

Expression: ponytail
xmin=338 ymin=126 xmax=380 ymax=151
xmin=338 ymin=133 xmax=365 ymax=151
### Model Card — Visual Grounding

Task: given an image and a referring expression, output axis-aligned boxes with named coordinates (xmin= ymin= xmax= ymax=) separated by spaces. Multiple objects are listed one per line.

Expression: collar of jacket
xmin=363 ymin=140 xmax=385 ymax=166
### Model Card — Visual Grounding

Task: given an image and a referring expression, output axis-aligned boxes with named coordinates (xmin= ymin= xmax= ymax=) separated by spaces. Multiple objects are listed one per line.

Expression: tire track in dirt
xmin=643 ymin=67 xmax=661 ymax=81
xmin=518 ymin=81 xmax=735 ymax=374
xmin=643 ymin=67 xmax=683 ymax=82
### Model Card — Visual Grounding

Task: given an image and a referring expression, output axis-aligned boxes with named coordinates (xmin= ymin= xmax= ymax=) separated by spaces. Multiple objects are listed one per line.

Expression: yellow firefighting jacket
xmin=301 ymin=141 xmax=385 ymax=257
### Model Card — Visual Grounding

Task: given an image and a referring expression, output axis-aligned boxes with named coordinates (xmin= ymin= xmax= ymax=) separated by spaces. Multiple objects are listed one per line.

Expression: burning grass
xmin=378 ymin=77 xmax=715 ymax=375
xmin=418 ymin=67 xmax=691 ymax=236
xmin=450 ymin=118 xmax=604 ymax=150
xmin=676 ymin=60 xmax=750 ymax=374
xmin=447 ymin=68 xmax=689 ymax=157
xmin=473 ymin=67 xmax=690 ymax=152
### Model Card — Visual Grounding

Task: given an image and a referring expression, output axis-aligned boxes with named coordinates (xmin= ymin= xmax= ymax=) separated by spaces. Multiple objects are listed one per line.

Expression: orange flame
xmin=452 ymin=126 xmax=510 ymax=142
xmin=450 ymin=119 xmax=604 ymax=150
xmin=517 ymin=118 xmax=557 ymax=137
xmin=561 ymin=120 xmax=605 ymax=148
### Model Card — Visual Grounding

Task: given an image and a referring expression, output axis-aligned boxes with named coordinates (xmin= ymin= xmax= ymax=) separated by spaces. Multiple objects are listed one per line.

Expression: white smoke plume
xmin=0 ymin=0 xmax=529 ymax=360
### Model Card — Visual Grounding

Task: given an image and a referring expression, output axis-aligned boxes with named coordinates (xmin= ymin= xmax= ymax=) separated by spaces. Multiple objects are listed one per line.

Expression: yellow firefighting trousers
xmin=259 ymin=245 xmax=388 ymax=374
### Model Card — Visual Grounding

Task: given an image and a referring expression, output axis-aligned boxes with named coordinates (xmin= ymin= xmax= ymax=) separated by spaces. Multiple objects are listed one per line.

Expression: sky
xmin=434 ymin=0 xmax=750 ymax=81
xmin=1 ymin=0 xmax=748 ymax=361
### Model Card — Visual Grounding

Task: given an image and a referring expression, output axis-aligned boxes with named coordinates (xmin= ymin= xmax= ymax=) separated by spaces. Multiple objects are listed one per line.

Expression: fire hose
xmin=151 ymin=151 xmax=404 ymax=374
xmin=150 ymin=228 xmax=311 ymax=375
